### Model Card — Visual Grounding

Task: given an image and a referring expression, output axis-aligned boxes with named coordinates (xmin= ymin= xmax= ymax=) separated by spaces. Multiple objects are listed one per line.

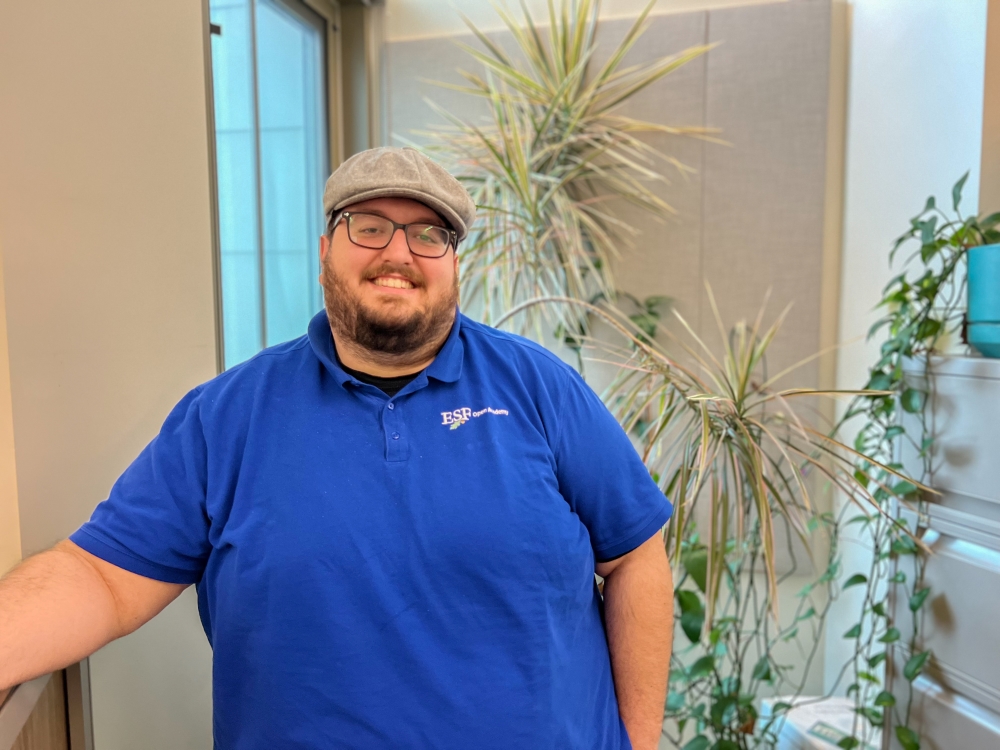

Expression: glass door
xmin=210 ymin=0 xmax=330 ymax=368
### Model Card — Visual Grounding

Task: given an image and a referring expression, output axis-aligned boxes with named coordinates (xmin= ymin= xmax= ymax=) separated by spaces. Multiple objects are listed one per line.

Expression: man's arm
xmin=596 ymin=532 xmax=674 ymax=750
xmin=0 ymin=540 xmax=186 ymax=691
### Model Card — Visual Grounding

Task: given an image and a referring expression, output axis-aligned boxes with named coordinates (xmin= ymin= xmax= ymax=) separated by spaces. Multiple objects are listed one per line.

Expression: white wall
xmin=384 ymin=0 xmax=785 ymax=40
xmin=825 ymin=0 xmax=988 ymax=693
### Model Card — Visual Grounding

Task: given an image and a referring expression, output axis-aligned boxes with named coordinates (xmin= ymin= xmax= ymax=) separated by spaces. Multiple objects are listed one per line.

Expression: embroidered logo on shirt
xmin=441 ymin=406 xmax=510 ymax=429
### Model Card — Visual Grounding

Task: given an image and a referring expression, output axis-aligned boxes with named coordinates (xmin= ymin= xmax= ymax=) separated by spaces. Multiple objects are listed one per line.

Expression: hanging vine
xmin=834 ymin=173 xmax=1000 ymax=750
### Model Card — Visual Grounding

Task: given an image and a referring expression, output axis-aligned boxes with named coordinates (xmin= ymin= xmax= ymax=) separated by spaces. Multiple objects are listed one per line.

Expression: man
xmin=0 ymin=147 xmax=674 ymax=749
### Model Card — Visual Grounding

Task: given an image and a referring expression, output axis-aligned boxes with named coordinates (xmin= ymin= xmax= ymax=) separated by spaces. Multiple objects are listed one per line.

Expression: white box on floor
xmin=759 ymin=696 xmax=882 ymax=750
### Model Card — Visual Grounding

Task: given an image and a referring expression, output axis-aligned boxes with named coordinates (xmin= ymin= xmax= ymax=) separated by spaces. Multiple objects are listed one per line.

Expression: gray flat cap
xmin=323 ymin=147 xmax=477 ymax=241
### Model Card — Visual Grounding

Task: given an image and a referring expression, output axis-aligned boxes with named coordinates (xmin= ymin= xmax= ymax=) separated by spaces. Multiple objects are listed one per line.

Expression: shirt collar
xmin=307 ymin=309 xmax=464 ymax=387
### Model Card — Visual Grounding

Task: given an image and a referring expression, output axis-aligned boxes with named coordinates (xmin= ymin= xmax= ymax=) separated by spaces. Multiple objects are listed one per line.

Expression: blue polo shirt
xmin=71 ymin=310 xmax=673 ymax=750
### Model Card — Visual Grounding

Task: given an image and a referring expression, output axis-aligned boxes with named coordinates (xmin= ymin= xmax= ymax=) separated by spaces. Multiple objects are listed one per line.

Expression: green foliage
xmin=903 ymin=651 xmax=931 ymax=682
xmin=682 ymin=737 xmax=711 ymax=750
xmin=895 ymin=726 xmax=921 ymax=750
xmin=681 ymin=544 xmax=708 ymax=593
xmin=624 ymin=293 xmax=673 ymax=345
xmin=602 ymin=292 xmax=915 ymax=628
xmin=909 ymin=588 xmax=930 ymax=612
xmin=429 ymin=6 xmax=992 ymax=750
xmin=878 ymin=627 xmax=901 ymax=644
xmin=422 ymin=0 xmax=713 ymax=336
xmin=835 ymin=174 xmax=997 ymax=750
xmin=677 ymin=589 xmax=706 ymax=644
xmin=529 ymin=291 xmax=917 ymax=749
xmin=874 ymin=690 xmax=896 ymax=707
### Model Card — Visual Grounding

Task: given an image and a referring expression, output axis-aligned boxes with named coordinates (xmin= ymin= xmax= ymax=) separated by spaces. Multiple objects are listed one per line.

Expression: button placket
xmin=383 ymin=400 xmax=408 ymax=462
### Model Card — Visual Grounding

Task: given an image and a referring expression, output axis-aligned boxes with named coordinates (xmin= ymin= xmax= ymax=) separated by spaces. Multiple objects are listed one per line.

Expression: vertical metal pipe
xmin=249 ymin=0 xmax=268 ymax=350
xmin=202 ymin=0 xmax=227 ymax=373
xmin=66 ymin=660 xmax=94 ymax=750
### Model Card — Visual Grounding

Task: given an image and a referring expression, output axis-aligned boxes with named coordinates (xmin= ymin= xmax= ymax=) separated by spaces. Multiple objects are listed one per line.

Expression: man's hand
xmin=596 ymin=533 xmax=673 ymax=750
xmin=0 ymin=541 xmax=186 ymax=691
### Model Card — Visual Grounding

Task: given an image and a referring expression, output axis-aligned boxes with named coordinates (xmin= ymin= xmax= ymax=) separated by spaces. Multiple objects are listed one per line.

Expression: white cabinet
xmin=894 ymin=356 xmax=1000 ymax=749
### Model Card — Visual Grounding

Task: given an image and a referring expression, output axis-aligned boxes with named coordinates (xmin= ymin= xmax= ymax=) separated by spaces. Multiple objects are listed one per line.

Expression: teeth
xmin=373 ymin=277 xmax=414 ymax=289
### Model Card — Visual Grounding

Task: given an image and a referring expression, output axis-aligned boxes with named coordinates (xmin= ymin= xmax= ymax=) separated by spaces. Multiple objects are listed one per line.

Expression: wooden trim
xmin=981 ymin=0 xmax=1000 ymax=214
xmin=0 ymin=675 xmax=50 ymax=750
xmin=201 ymin=0 xmax=226 ymax=376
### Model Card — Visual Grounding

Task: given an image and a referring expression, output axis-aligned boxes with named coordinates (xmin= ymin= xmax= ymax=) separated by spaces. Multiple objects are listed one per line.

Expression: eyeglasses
xmin=331 ymin=211 xmax=456 ymax=258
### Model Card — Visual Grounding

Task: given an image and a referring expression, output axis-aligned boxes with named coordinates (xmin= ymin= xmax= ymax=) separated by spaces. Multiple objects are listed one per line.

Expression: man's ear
xmin=320 ymin=233 xmax=330 ymax=264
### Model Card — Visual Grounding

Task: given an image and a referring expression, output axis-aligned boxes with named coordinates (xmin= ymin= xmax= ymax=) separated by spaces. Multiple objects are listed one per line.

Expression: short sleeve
xmin=551 ymin=371 xmax=672 ymax=561
xmin=70 ymin=388 xmax=211 ymax=584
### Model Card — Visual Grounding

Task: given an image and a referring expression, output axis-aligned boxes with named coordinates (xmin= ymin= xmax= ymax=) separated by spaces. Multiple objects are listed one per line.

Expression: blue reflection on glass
xmin=210 ymin=0 xmax=328 ymax=368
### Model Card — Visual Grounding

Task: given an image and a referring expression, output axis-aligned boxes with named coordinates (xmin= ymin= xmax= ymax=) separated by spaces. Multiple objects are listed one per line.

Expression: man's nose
xmin=379 ymin=227 xmax=413 ymax=263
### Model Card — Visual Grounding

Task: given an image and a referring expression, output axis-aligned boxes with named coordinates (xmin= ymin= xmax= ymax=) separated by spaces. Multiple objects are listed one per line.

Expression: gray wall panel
xmin=385 ymin=30 xmax=493 ymax=145
xmin=591 ymin=12 xmax=709 ymax=331
xmin=384 ymin=0 xmax=836 ymax=385
xmin=701 ymin=0 xmax=832 ymax=386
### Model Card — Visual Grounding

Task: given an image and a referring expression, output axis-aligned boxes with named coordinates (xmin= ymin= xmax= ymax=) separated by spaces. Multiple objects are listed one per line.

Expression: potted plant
xmin=967 ymin=221 xmax=1000 ymax=356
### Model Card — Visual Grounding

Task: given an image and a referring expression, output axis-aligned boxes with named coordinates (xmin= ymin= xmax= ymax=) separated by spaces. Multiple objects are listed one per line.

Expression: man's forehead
xmin=345 ymin=197 xmax=445 ymax=224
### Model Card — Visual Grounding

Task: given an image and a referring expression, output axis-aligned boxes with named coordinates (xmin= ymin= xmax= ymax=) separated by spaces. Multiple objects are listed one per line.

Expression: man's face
xmin=319 ymin=196 xmax=459 ymax=356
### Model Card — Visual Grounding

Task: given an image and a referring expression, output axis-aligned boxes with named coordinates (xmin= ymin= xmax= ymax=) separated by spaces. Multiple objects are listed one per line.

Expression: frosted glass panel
xmin=210 ymin=0 xmax=328 ymax=367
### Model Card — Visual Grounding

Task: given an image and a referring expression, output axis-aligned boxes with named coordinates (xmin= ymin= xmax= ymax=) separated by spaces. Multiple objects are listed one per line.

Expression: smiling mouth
xmin=371 ymin=276 xmax=416 ymax=290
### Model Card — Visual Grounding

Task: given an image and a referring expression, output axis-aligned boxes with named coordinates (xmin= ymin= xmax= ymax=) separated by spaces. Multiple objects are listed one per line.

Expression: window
xmin=210 ymin=0 xmax=331 ymax=368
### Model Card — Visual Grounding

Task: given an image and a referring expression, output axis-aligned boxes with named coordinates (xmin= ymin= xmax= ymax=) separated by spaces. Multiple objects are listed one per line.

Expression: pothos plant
xmin=834 ymin=173 xmax=1000 ymax=750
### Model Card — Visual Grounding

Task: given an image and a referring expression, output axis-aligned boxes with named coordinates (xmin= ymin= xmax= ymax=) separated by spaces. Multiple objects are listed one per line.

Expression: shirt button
xmin=387 ymin=402 xmax=394 ymax=410
xmin=391 ymin=432 xmax=400 ymax=440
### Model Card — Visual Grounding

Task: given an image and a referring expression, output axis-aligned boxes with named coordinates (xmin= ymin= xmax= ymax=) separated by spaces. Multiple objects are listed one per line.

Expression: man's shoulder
xmin=458 ymin=315 xmax=579 ymax=382
xmin=196 ymin=335 xmax=314 ymax=403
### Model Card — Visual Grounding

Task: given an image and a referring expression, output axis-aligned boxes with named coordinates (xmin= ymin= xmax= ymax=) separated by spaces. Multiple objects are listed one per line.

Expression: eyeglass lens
xmin=347 ymin=213 xmax=451 ymax=257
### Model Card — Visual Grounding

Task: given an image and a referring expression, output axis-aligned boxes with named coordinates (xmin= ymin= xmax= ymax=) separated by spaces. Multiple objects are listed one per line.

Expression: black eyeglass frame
xmin=329 ymin=210 xmax=457 ymax=258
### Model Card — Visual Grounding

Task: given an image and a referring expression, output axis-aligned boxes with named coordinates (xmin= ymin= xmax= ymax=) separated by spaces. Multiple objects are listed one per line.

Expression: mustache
xmin=362 ymin=264 xmax=422 ymax=287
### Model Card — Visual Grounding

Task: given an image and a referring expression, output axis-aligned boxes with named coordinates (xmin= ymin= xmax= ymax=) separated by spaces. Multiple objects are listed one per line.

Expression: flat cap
xmin=323 ymin=147 xmax=477 ymax=242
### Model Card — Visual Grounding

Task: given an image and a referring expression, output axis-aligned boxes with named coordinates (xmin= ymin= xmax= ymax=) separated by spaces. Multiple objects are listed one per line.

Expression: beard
xmin=321 ymin=255 xmax=458 ymax=357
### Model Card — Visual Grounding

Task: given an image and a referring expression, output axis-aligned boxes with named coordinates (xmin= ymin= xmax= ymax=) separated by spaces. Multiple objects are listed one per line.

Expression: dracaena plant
xmin=496 ymin=292 xmax=926 ymax=749
xmin=419 ymin=0 xmax=714 ymax=337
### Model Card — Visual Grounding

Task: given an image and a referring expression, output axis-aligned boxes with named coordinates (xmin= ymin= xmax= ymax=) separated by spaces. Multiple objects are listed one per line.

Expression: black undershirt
xmin=339 ymin=361 xmax=422 ymax=397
